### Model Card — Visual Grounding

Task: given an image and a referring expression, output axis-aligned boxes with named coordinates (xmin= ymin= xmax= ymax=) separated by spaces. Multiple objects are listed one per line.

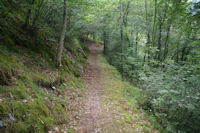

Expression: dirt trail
xmin=78 ymin=44 xmax=112 ymax=133
xmin=76 ymin=44 xmax=158 ymax=133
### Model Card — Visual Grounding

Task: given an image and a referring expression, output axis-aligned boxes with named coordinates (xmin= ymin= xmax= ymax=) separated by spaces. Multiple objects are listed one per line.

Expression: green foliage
xmin=0 ymin=103 xmax=9 ymax=118
xmin=96 ymin=0 xmax=200 ymax=132
xmin=0 ymin=1 xmax=89 ymax=132
xmin=0 ymin=0 xmax=199 ymax=132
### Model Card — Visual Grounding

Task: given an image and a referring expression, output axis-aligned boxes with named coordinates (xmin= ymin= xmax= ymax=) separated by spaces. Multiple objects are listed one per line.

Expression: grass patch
xmin=0 ymin=35 xmax=88 ymax=132
xmin=98 ymin=55 xmax=160 ymax=133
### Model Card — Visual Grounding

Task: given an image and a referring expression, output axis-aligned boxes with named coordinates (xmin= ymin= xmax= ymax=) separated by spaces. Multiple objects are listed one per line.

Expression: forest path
xmin=77 ymin=43 xmax=158 ymax=133
xmin=78 ymin=44 xmax=113 ymax=132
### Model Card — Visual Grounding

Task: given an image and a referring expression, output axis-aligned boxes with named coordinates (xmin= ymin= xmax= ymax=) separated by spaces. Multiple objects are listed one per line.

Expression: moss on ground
xmin=0 ymin=21 xmax=88 ymax=132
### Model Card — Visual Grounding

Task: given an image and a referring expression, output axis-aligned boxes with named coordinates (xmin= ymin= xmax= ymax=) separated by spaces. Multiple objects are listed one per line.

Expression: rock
xmin=0 ymin=120 xmax=7 ymax=128
xmin=8 ymin=113 xmax=16 ymax=122
xmin=54 ymin=127 xmax=59 ymax=133
xmin=52 ymin=86 xmax=56 ymax=90
xmin=0 ymin=120 xmax=4 ymax=128
xmin=9 ymin=93 xmax=13 ymax=98
xmin=22 ymin=99 xmax=27 ymax=103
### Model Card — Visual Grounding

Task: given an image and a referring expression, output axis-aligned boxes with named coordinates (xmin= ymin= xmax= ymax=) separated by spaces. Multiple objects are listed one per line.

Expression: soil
xmin=78 ymin=44 xmax=113 ymax=133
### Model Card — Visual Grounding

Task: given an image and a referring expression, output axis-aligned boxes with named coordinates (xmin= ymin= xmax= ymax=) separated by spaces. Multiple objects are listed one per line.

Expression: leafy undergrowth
xmin=99 ymin=55 xmax=161 ymax=133
xmin=0 ymin=21 xmax=89 ymax=132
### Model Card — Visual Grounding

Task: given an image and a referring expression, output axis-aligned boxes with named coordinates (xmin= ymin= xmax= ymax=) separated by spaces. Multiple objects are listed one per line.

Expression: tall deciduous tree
xmin=24 ymin=0 xmax=35 ymax=28
xmin=120 ymin=0 xmax=124 ymax=78
xmin=57 ymin=0 xmax=68 ymax=66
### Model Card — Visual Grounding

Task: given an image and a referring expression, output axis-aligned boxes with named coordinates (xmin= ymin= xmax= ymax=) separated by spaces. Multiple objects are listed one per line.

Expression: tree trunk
xmin=163 ymin=20 xmax=172 ymax=60
xmin=145 ymin=0 xmax=150 ymax=44
xmin=24 ymin=0 xmax=35 ymax=28
xmin=157 ymin=22 xmax=162 ymax=60
xmin=152 ymin=0 xmax=157 ymax=47
xmin=144 ymin=0 xmax=150 ymax=62
xmin=156 ymin=5 xmax=168 ymax=61
xmin=135 ymin=32 xmax=138 ymax=56
xmin=103 ymin=30 xmax=107 ymax=55
xmin=120 ymin=0 xmax=124 ymax=78
xmin=93 ymin=32 xmax=95 ymax=41
xmin=32 ymin=0 xmax=44 ymax=27
xmin=57 ymin=0 xmax=68 ymax=67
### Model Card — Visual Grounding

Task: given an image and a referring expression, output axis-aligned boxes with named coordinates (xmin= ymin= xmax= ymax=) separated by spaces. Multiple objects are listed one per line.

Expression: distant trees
xmin=96 ymin=0 xmax=200 ymax=132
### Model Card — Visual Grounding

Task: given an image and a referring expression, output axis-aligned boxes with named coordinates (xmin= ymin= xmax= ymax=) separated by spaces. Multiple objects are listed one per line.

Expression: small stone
xmin=9 ymin=93 xmax=13 ymax=98
xmin=54 ymin=127 xmax=59 ymax=132
xmin=0 ymin=120 xmax=7 ymax=128
xmin=22 ymin=99 xmax=27 ymax=103
xmin=52 ymin=86 xmax=56 ymax=90
xmin=8 ymin=113 xmax=16 ymax=121
xmin=0 ymin=120 xmax=4 ymax=127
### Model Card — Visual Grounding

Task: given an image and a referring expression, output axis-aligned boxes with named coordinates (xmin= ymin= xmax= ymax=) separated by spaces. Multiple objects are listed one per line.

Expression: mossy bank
xmin=0 ymin=13 xmax=89 ymax=132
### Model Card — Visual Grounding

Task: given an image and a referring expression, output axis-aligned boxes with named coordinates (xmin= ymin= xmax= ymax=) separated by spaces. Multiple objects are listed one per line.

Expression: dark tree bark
xmin=144 ymin=0 xmax=150 ymax=63
xmin=163 ymin=20 xmax=172 ymax=60
xmin=103 ymin=30 xmax=107 ymax=55
xmin=135 ymin=32 xmax=138 ymax=56
xmin=24 ymin=0 xmax=35 ymax=28
xmin=32 ymin=0 xmax=44 ymax=27
xmin=156 ymin=5 xmax=168 ymax=61
xmin=152 ymin=0 xmax=157 ymax=47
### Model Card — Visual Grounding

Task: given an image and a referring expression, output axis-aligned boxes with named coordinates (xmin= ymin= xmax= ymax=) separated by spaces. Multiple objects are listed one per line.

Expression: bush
xmin=110 ymin=51 xmax=200 ymax=132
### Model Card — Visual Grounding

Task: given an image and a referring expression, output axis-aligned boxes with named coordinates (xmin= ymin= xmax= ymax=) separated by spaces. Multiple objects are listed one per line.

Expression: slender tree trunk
xmin=24 ymin=0 xmax=35 ymax=28
xmin=32 ymin=0 xmax=44 ymax=27
xmin=103 ymin=30 xmax=107 ymax=55
xmin=144 ymin=0 xmax=150 ymax=63
xmin=135 ymin=32 xmax=138 ymax=56
xmin=120 ymin=0 xmax=124 ymax=78
xmin=163 ymin=20 xmax=172 ymax=60
xmin=176 ymin=45 xmax=179 ymax=63
xmin=157 ymin=5 xmax=168 ymax=61
xmin=93 ymin=32 xmax=95 ymax=41
xmin=57 ymin=0 xmax=68 ymax=67
xmin=145 ymin=0 xmax=150 ymax=44
xmin=157 ymin=22 xmax=162 ymax=60
xmin=152 ymin=0 xmax=157 ymax=47
xmin=181 ymin=47 xmax=186 ymax=61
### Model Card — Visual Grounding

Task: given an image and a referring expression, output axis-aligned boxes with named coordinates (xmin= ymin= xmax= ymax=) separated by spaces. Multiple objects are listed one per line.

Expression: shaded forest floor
xmin=70 ymin=44 xmax=159 ymax=133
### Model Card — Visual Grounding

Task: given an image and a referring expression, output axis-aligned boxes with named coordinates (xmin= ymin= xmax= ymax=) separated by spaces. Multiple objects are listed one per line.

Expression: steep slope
xmin=0 ymin=15 xmax=89 ymax=132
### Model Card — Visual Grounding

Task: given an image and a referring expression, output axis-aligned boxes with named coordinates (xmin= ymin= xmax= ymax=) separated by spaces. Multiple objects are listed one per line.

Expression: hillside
xmin=0 ymin=5 xmax=89 ymax=132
